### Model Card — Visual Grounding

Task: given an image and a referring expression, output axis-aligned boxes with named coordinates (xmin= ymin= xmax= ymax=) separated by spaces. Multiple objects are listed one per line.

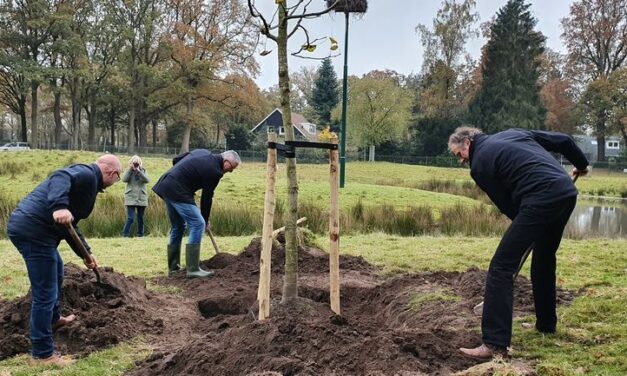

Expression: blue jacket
xmin=152 ymin=149 xmax=224 ymax=222
xmin=469 ymin=129 xmax=588 ymax=220
xmin=7 ymin=163 xmax=104 ymax=257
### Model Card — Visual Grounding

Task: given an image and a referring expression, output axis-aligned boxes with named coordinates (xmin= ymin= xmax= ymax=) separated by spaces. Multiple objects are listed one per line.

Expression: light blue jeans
xmin=164 ymin=200 xmax=205 ymax=246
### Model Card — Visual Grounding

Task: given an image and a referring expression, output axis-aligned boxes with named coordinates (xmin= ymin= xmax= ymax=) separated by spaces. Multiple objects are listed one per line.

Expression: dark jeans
xmin=123 ymin=205 xmax=146 ymax=237
xmin=8 ymin=236 xmax=63 ymax=358
xmin=482 ymin=196 xmax=577 ymax=348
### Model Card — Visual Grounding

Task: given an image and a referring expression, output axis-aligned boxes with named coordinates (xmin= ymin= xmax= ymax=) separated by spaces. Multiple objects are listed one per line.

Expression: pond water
xmin=565 ymin=197 xmax=627 ymax=238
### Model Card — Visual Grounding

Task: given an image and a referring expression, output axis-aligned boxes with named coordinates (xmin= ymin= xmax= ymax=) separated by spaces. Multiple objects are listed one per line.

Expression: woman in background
xmin=122 ymin=155 xmax=149 ymax=237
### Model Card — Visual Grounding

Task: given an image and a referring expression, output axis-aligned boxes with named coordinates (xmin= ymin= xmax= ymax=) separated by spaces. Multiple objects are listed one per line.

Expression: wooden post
xmin=258 ymin=131 xmax=277 ymax=320
xmin=329 ymin=138 xmax=341 ymax=314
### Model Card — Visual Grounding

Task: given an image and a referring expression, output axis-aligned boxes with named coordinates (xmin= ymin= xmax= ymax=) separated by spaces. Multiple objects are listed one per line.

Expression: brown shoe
xmin=31 ymin=354 xmax=75 ymax=367
xmin=52 ymin=314 xmax=76 ymax=330
xmin=460 ymin=343 xmax=509 ymax=359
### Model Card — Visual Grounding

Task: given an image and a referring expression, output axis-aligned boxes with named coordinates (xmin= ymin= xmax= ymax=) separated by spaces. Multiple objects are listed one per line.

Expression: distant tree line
xmin=0 ymin=0 xmax=269 ymax=152
xmin=1 ymin=0 xmax=625 ymax=161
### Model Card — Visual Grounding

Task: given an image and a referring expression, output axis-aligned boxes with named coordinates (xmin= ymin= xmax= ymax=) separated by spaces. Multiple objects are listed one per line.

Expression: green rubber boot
xmin=185 ymin=244 xmax=214 ymax=278
xmin=167 ymin=244 xmax=181 ymax=275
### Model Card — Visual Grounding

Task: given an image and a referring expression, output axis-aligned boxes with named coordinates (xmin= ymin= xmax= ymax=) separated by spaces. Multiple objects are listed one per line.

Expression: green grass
xmin=0 ymin=339 xmax=151 ymax=376
xmin=2 ymin=151 xmax=624 ymax=202
xmin=1 ymin=150 xmax=625 ymax=375
xmin=1 ymin=235 xmax=626 ymax=375
xmin=5 ymin=150 xmax=623 ymax=240
xmin=407 ymin=289 xmax=462 ymax=310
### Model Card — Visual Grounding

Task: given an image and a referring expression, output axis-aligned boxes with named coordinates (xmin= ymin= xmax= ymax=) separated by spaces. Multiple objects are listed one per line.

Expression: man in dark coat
xmin=448 ymin=127 xmax=589 ymax=358
xmin=152 ymin=149 xmax=241 ymax=278
xmin=7 ymin=154 xmax=122 ymax=366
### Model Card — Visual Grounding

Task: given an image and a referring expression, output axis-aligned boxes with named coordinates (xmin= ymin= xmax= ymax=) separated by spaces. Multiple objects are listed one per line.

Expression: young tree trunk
xmin=596 ymin=134 xmax=606 ymax=162
xmin=215 ymin=124 xmax=222 ymax=146
xmin=278 ymin=3 xmax=300 ymax=304
xmin=31 ymin=82 xmax=39 ymax=148
xmin=152 ymin=118 xmax=158 ymax=147
xmin=595 ymin=111 xmax=606 ymax=162
xmin=138 ymin=100 xmax=148 ymax=147
xmin=129 ymin=105 xmax=136 ymax=153
xmin=368 ymin=144 xmax=375 ymax=162
xmin=71 ymin=79 xmax=81 ymax=149
xmin=87 ymin=92 xmax=97 ymax=146
xmin=19 ymin=104 xmax=27 ymax=142
xmin=181 ymin=94 xmax=193 ymax=153
xmin=110 ymin=107 xmax=116 ymax=147
xmin=53 ymin=90 xmax=62 ymax=145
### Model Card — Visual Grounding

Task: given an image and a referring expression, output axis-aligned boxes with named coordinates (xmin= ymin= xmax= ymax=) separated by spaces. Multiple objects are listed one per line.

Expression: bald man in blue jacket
xmin=7 ymin=154 xmax=121 ymax=366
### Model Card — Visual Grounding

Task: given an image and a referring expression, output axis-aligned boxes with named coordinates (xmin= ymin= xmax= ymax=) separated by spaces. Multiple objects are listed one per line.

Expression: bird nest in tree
xmin=327 ymin=0 xmax=368 ymax=13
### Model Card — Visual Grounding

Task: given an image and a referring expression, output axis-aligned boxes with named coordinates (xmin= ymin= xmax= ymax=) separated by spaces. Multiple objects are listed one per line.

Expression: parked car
xmin=0 ymin=142 xmax=31 ymax=151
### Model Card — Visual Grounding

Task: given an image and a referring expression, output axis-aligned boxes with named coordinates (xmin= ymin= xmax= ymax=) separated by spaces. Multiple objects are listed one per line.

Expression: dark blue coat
xmin=7 ymin=163 xmax=103 ymax=257
xmin=469 ymin=129 xmax=588 ymax=220
xmin=152 ymin=149 xmax=224 ymax=222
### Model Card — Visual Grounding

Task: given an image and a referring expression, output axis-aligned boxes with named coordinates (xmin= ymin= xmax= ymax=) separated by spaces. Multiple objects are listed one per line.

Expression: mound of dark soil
xmin=0 ymin=237 xmax=575 ymax=374
xmin=0 ymin=263 xmax=164 ymax=360
xmin=130 ymin=238 xmax=574 ymax=375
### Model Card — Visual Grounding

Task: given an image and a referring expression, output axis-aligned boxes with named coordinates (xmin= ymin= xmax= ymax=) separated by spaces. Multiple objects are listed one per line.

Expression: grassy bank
xmin=3 ymin=151 xmax=625 ymax=239
xmin=2 ymin=151 xmax=626 ymax=200
xmin=0 ymin=235 xmax=625 ymax=375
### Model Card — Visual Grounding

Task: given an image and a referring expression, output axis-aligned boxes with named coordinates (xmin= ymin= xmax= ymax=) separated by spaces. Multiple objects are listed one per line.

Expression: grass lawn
xmin=0 ymin=151 xmax=625 ymax=374
xmin=1 ymin=151 xmax=625 ymax=203
xmin=0 ymin=235 xmax=625 ymax=375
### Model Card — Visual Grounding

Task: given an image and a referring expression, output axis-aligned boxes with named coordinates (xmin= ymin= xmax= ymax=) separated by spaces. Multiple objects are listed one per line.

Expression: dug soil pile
xmin=0 ymin=238 xmax=574 ymax=374
xmin=0 ymin=263 xmax=166 ymax=360
xmin=129 ymin=238 xmax=574 ymax=375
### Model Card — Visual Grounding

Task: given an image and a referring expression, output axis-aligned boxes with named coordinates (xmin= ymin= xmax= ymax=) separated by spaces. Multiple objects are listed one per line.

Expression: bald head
xmin=97 ymin=154 xmax=121 ymax=170
xmin=96 ymin=154 xmax=121 ymax=188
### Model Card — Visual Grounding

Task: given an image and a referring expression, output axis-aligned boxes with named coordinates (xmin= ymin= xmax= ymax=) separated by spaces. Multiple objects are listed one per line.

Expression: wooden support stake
xmin=258 ymin=131 xmax=277 ymax=320
xmin=329 ymin=138 xmax=341 ymax=314
xmin=272 ymin=217 xmax=307 ymax=237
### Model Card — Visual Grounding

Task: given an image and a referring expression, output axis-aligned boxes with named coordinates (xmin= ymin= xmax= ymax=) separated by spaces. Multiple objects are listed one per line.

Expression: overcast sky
xmin=252 ymin=0 xmax=574 ymax=89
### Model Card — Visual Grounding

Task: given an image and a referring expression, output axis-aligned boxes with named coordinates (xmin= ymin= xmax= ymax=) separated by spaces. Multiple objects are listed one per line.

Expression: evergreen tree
xmin=468 ymin=0 xmax=546 ymax=132
xmin=310 ymin=58 xmax=339 ymax=125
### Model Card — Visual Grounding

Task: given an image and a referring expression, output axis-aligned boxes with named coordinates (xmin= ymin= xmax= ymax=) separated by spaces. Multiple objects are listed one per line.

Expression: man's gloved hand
xmin=84 ymin=255 xmax=98 ymax=269
xmin=53 ymin=209 xmax=74 ymax=225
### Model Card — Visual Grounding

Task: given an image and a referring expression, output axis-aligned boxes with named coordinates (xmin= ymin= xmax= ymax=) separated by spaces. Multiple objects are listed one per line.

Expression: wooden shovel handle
xmin=65 ymin=223 xmax=101 ymax=282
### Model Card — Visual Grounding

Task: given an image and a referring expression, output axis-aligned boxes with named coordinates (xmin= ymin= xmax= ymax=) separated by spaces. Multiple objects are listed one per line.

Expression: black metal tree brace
xmin=267 ymin=141 xmax=295 ymax=158
xmin=268 ymin=140 xmax=338 ymax=158
xmin=285 ymin=140 xmax=338 ymax=150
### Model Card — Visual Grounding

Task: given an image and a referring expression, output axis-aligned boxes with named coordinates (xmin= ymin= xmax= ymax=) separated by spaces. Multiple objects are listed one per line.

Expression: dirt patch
xmin=0 ymin=263 xmax=165 ymax=360
xmin=0 ymin=238 xmax=574 ymax=374
xmin=130 ymin=238 xmax=574 ymax=375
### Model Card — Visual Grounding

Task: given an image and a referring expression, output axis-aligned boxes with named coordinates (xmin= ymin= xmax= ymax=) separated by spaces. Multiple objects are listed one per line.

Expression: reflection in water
xmin=566 ymin=198 xmax=626 ymax=238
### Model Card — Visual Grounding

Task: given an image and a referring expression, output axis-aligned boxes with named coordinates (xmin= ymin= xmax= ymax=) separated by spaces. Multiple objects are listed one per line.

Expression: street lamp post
xmin=328 ymin=0 xmax=367 ymax=188
xmin=339 ymin=11 xmax=349 ymax=188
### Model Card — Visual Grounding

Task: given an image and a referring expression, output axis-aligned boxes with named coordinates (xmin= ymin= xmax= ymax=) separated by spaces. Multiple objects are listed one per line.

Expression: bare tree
xmin=247 ymin=0 xmax=338 ymax=303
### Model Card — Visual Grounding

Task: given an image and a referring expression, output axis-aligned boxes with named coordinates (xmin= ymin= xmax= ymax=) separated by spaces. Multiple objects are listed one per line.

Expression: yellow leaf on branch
xmin=301 ymin=44 xmax=317 ymax=52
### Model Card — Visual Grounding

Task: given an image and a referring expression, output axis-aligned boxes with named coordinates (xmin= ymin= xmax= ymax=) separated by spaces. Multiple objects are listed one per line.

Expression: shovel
xmin=473 ymin=173 xmax=581 ymax=315
xmin=65 ymin=223 xmax=102 ymax=284
xmin=206 ymin=226 xmax=221 ymax=254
